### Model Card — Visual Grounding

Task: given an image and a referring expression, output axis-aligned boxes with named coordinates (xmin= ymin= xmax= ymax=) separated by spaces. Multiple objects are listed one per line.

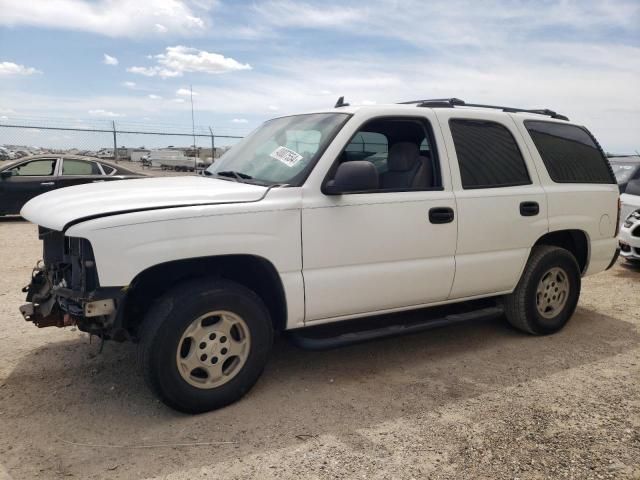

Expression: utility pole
xmin=190 ymin=85 xmax=197 ymax=171
xmin=209 ymin=126 xmax=215 ymax=163
xmin=112 ymin=120 xmax=118 ymax=163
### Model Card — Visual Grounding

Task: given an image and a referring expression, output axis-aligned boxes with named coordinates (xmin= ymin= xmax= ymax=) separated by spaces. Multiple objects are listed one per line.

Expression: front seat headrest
xmin=388 ymin=142 xmax=419 ymax=171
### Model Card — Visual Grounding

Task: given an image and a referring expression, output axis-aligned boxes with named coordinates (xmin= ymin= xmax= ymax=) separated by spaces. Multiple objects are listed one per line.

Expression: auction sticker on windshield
xmin=270 ymin=146 xmax=303 ymax=167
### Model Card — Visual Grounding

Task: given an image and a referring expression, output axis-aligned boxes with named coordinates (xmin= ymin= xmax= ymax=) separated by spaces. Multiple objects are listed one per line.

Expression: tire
xmin=138 ymin=278 xmax=273 ymax=413
xmin=504 ymin=245 xmax=581 ymax=335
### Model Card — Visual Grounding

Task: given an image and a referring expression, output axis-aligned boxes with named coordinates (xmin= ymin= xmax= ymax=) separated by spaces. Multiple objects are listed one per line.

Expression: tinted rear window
xmin=525 ymin=121 xmax=614 ymax=184
xmin=449 ymin=119 xmax=531 ymax=189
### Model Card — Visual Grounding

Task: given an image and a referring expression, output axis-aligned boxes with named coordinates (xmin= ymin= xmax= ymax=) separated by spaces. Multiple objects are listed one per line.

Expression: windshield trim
xmin=207 ymin=112 xmax=352 ymax=187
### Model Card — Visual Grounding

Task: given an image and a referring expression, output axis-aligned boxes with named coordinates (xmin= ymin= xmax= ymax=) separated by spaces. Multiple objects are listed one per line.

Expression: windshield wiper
xmin=214 ymin=170 xmax=253 ymax=183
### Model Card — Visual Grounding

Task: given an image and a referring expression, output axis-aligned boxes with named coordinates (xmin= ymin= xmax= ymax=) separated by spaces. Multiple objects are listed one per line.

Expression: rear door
xmin=0 ymin=158 xmax=60 ymax=214
xmin=435 ymin=110 xmax=548 ymax=298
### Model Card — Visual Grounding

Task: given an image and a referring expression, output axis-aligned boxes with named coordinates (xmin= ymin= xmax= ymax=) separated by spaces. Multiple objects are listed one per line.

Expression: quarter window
xmin=525 ymin=121 xmax=614 ymax=184
xmin=450 ymin=119 xmax=530 ymax=189
xmin=100 ymin=164 xmax=116 ymax=175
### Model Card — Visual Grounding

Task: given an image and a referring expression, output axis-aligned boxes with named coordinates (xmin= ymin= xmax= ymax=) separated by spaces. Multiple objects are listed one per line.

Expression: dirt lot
xmin=0 ymin=218 xmax=638 ymax=480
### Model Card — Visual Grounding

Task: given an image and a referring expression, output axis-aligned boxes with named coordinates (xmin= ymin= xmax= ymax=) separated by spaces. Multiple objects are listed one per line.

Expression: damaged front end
xmin=20 ymin=227 xmax=123 ymax=338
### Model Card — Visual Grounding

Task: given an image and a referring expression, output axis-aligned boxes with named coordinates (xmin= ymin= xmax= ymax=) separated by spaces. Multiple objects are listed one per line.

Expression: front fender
xmin=68 ymin=208 xmax=302 ymax=287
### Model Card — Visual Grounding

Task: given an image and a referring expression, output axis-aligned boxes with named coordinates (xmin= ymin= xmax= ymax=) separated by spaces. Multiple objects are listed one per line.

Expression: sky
xmin=0 ymin=0 xmax=639 ymax=152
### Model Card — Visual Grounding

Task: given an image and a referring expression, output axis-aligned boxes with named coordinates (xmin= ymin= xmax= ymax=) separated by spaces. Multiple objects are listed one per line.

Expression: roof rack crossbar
xmin=398 ymin=98 xmax=569 ymax=121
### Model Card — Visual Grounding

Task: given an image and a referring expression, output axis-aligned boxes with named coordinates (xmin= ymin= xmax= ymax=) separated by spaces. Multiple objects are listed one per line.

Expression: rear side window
xmin=525 ymin=121 xmax=614 ymax=184
xmin=62 ymin=159 xmax=102 ymax=176
xmin=449 ymin=119 xmax=531 ymax=189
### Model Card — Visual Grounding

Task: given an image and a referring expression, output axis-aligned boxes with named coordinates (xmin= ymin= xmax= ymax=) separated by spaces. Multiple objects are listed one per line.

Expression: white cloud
xmin=148 ymin=94 xmax=162 ymax=99
xmin=127 ymin=66 xmax=157 ymax=77
xmin=0 ymin=115 xmax=8 ymax=120
xmin=103 ymin=54 xmax=118 ymax=66
xmin=268 ymin=105 xmax=279 ymax=111
xmin=254 ymin=1 xmax=361 ymax=28
xmin=121 ymin=81 xmax=136 ymax=88
xmin=176 ymin=87 xmax=198 ymax=96
xmin=0 ymin=0 xmax=207 ymax=38
xmin=360 ymin=99 xmax=376 ymax=105
xmin=254 ymin=0 xmax=639 ymax=51
xmin=154 ymin=23 xmax=168 ymax=33
xmin=172 ymin=98 xmax=186 ymax=103
xmin=158 ymin=46 xmax=251 ymax=74
xmin=88 ymin=109 xmax=123 ymax=117
xmin=128 ymin=46 xmax=251 ymax=78
xmin=0 ymin=61 xmax=41 ymax=76
xmin=231 ymin=118 xmax=248 ymax=123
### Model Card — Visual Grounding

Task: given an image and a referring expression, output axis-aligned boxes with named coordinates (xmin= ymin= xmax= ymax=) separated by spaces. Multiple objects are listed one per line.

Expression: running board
xmin=288 ymin=305 xmax=504 ymax=350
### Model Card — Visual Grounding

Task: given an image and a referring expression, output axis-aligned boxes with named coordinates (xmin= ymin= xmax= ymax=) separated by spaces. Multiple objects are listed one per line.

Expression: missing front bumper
xmin=19 ymin=302 xmax=74 ymax=328
xmin=19 ymin=298 xmax=116 ymax=328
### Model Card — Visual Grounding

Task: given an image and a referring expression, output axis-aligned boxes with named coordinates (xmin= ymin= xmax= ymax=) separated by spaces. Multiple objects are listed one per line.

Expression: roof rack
xmin=398 ymin=98 xmax=569 ymax=121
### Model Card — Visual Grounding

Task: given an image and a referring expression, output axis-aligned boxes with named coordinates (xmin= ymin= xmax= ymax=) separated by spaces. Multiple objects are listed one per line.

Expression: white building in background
xmin=130 ymin=148 xmax=151 ymax=162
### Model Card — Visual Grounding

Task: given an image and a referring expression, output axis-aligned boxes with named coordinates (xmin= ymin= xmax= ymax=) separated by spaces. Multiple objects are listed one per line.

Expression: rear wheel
xmin=138 ymin=279 xmax=273 ymax=413
xmin=504 ymin=246 xmax=581 ymax=335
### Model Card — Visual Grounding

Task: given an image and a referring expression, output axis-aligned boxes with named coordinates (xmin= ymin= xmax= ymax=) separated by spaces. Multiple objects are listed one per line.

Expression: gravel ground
xmin=0 ymin=218 xmax=638 ymax=480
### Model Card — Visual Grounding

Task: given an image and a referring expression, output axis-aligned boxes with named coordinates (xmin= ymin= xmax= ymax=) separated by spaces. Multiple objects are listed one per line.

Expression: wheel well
xmin=120 ymin=255 xmax=287 ymax=336
xmin=534 ymin=230 xmax=589 ymax=273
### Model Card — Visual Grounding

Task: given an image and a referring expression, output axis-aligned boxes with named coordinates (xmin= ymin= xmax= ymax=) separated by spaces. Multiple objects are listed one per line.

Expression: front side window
xmin=525 ymin=121 xmax=615 ymax=184
xmin=329 ymin=117 xmax=441 ymax=191
xmin=450 ymin=119 xmax=530 ymax=189
xmin=344 ymin=131 xmax=389 ymax=174
xmin=62 ymin=159 xmax=102 ymax=176
xmin=11 ymin=159 xmax=57 ymax=176
xmin=206 ymin=113 xmax=349 ymax=186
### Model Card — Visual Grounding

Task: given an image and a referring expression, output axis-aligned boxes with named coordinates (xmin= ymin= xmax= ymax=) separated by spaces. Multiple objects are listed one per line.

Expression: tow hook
xmin=19 ymin=303 xmax=76 ymax=328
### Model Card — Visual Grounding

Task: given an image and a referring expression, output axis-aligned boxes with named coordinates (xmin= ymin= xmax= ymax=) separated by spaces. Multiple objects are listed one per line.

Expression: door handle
xmin=520 ymin=201 xmax=539 ymax=216
xmin=40 ymin=182 xmax=55 ymax=186
xmin=429 ymin=207 xmax=455 ymax=224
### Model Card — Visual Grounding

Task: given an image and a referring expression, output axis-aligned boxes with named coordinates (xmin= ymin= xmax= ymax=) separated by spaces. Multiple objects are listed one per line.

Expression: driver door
xmin=301 ymin=114 xmax=457 ymax=322
xmin=1 ymin=158 xmax=59 ymax=214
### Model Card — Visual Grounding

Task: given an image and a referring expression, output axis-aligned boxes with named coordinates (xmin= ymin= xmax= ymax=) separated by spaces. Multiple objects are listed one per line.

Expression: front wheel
xmin=138 ymin=279 xmax=273 ymax=413
xmin=504 ymin=246 xmax=581 ymax=335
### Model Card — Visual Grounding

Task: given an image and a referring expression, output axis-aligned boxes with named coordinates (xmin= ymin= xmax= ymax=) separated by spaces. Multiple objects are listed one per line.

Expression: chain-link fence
xmin=0 ymin=117 xmax=245 ymax=171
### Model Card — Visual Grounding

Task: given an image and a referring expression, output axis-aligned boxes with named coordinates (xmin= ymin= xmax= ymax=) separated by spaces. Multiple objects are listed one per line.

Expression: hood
xmin=21 ymin=176 xmax=268 ymax=231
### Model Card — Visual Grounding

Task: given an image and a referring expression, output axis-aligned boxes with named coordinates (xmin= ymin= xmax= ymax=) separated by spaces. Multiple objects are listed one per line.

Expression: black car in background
xmin=609 ymin=155 xmax=640 ymax=193
xmin=0 ymin=154 xmax=144 ymax=216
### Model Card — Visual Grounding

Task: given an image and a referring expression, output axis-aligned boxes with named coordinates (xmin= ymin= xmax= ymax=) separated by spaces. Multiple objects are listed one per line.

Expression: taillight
xmin=615 ymin=198 xmax=621 ymax=236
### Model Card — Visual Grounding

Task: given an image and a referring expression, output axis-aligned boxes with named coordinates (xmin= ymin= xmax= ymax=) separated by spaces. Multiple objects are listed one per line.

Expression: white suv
xmin=20 ymin=98 xmax=620 ymax=413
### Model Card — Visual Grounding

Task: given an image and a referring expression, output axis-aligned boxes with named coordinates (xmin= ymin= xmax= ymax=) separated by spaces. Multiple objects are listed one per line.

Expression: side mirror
xmin=0 ymin=170 xmax=13 ymax=179
xmin=324 ymin=161 xmax=379 ymax=195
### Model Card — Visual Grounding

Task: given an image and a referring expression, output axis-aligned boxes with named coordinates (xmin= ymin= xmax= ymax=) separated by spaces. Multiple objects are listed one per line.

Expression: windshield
xmin=610 ymin=162 xmax=640 ymax=184
xmin=206 ymin=113 xmax=349 ymax=186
